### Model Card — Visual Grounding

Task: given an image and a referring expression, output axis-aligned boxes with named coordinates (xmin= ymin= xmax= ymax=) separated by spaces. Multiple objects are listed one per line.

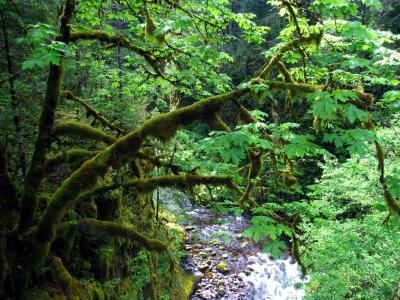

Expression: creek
xmin=158 ymin=188 xmax=308 ymax=300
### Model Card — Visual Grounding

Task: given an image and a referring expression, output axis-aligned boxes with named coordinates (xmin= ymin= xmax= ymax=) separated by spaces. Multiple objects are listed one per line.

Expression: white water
xmin=240 ymin=253 xmax=308 ymax=300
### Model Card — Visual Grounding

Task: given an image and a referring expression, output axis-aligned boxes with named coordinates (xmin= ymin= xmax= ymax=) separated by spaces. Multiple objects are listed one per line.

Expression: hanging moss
xmin=292 ymin=233 xmax=307 ymax=276
xmin=54 ymin=121 xmax=117 ymax=145
xmin=239 ymin=149 xmax=263 ymax=208
xmin=283 ymin=158 xmax=297 ymax=188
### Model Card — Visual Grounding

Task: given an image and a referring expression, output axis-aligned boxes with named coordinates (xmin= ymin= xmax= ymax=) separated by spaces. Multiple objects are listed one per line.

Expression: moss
xmin=32 ymin=88 xmax=247 ymax=267
xmin=20 ymin=0 xmax=76 ymax=231
xmin=51 ymin=257 xmax=74 ymax=291
xmin=44 ymin=149 xmax=99 ymax=172
xmin=89 ymin=174 xmax=237 ymax=197
xmin=255 ymin=32 xmax=323 ymax=79
xmin=205 ymin=113 xmax=231 ymax=131
xmin=239 ymin=149 xmax=263 ymax=208
xmin=54 ymin=121 xmax=117 ymax=145
xmin=62 ymin=91 xmax=124 ymax=135
xmin=292 ymin=233 xmax=307 ymax=276
xmin=177 ymin=269 xmax=195 ymax=300
xmin=283 ymin=158 xmax=297 ymax=188
xmin=237 ymin=104 xmax=257 ymax=124
xmin=374 ymin=141 xmax=400 ymax=215
xmin=79 ymin=218 xmax=167 ymax=251
xmin=69 ymin=30 xmax=160 ymax=73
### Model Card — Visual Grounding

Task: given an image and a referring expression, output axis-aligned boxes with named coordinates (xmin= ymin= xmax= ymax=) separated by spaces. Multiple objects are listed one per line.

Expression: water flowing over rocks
xmin=157 ymin=189 xmax=307 ymax=300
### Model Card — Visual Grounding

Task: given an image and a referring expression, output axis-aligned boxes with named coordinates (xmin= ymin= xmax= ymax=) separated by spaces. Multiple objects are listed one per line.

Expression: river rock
xmin=198 ymin=264 xmax=208 ymax=272
xmin=218 ymin=287 xmax=226 ymax=296
xmin=216 ymin=263 xmax=230 ymax=275
xmin=222 ymin=253 xmax=229 ymax=259
xmin=185 ymin=226 xmax=195 ymax=231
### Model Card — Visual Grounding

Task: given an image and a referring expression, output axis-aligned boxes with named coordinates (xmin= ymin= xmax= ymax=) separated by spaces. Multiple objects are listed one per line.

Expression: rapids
xmin=157 ymin=188 xmax=308 ymax=300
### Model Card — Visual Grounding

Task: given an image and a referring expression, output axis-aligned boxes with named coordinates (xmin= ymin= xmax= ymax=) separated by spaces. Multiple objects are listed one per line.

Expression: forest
xmin=0 ymin=0 xmax=399 ymax=299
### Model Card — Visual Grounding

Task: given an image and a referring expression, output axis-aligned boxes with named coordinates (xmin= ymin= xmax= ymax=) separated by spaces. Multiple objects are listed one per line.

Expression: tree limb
xmin=54 ymin=121 xmax=117 ymax=145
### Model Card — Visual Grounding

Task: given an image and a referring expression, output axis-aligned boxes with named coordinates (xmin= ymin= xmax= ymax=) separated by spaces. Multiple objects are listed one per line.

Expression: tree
xmin=0 ymin=0 xmax=398 ymax=298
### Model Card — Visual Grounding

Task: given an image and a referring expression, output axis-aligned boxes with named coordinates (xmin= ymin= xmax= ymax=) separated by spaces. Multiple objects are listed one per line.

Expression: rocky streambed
xmin=158 ymin=189 xmax=307 ymax=300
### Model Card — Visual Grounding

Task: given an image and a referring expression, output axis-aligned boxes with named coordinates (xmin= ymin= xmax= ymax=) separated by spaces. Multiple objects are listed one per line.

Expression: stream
xmin=158 ymin=189 xmax=308 ymax=300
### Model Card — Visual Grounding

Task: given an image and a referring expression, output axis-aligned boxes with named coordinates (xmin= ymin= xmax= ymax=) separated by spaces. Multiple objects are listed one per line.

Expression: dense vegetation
xmin=0 ymin=0 xmax=399 ymax=299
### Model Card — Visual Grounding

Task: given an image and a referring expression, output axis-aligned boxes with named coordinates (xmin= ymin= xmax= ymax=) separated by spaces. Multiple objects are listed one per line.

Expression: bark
xmin=31 ymin=88 xmax=247 ymax=267
xmin=0 ymin=10 xmax=26 ymax=175
xmin=19 ymin=0 xmax=76 ymax=231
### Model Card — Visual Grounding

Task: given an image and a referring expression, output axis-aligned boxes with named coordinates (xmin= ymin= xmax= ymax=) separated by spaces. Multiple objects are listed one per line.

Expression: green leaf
xmin=262 ymin=240 xmax=288 ymax=259
xmin=343 ymin=104 xmax=369 ymax=124
xmin=284 ymin=135 xmax=320 ymax=158
xmin=309 ymin=91 xmax=337 ymax=120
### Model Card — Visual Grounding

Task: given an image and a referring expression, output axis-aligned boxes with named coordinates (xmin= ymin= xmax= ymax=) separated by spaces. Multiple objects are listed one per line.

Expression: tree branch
xmin=19 ymin=0 xmax=76 ymax=231
xmin=69 ymin=31 xmax=160 ymax=74
xmin=54 ymin=121 xmax=117 ymax=145
xmin=79 ymin=218 xmax=167 ymax=251
xmin=44 ymin=149 xmax=100 ymax=173
xmin=61 ymin=91 xmax=125 ymax=135
xmin=31 ymin=88 xmax=248 ymax=267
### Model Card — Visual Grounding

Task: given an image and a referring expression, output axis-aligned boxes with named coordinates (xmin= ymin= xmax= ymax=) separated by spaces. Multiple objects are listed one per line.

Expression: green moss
xmin=178 ymin=269 xmax=195 ymax=300
xmin=206 ymin=113 xmax=231 ymax=131
xmin=44 ymin=149 xmax=99 ymax=172
xmin=239 ymin=149 xmax=263 ymax=208
xmin=80 ymin=218 xmax=167 ymax=251
xmin=54 ymin=121 xmax=117 ymax=145
xmin=62 ymin=91 xmax=124 ymax=135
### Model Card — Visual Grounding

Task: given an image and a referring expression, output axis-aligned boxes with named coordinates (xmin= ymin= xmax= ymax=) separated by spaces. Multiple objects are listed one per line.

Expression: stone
xmin=217 ymin=279 xmax=225 ymax=287
xmin=198 ymin=264 xmax=209 ymax=272
xmin=222 ymin=253 xmax=229 ymax=259
xmin=185 ymin=226 xmax=195 ymax=231
xmin=244 ymin=269 xmax=252 ymax=276
xmin=236 ymin=233 xmax=243 ymax=239
xmin=216 ymin=263 xmax=230 ymax=275
xmin=193 ymin=271 xmax=204 ymax=283
xmin=204 ymin=247 xmax=213 ymax=252
xmin=199 ymin=251 xmax=208 ymax=258
xmin=218 ymin=287 xmax=226 ymax=296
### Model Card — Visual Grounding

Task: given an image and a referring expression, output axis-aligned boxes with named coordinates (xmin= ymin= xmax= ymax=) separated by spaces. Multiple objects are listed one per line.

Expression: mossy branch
xmin=51 ymin=256 xmax=74 ymax=291
xmin=69 ymin=31 xmax=160 ymax=74
xmin=136 ymin=150 xmax=181 ymax=175
xmin=79 ymin=218 xmax=167 ymax=251
xmin=31 ymin=88 xmax=247 ymax=267
xmin=44 ymin=149 xmax=100 ymax=173
xmin=54 ymin=121 xmax=117 ymax=145
xmin=61 ymin=91 xmax=125 ymax=135
xmin=205 ymin=113 xmax=231 ymax=132
xmin=82 ymin=174 xmax=238 ymax=196
xmin=239 ymin=148 xmax=263 ymax=208
xmin=375 ymin=141 xmax=400 ymax=215
xmin=19 ymin=0 xmax=75 ymax=231
xmin=255 ymin=32 xmax=323 ymax=79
